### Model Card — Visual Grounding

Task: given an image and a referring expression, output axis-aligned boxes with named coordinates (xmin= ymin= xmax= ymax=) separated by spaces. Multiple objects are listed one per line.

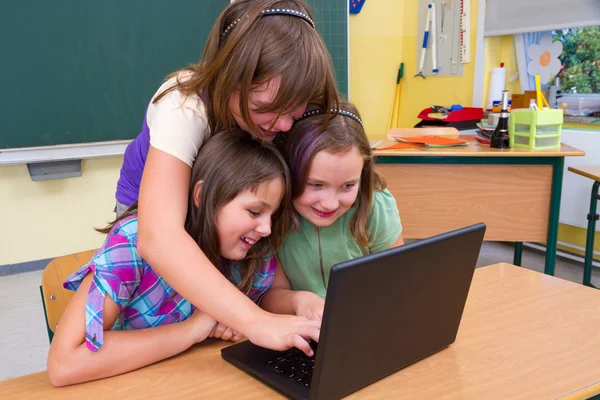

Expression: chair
xmin=40 ymin=250 xmax=95 ymax=343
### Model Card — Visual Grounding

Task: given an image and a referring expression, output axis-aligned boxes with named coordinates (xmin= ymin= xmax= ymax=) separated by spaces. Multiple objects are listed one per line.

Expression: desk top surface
xmin=372 ymin=135 xmax=585 ymax=157
xmin=2 ymin=263 xmax=600 ymax=400
xmin=568 ymin=166 xmax=600 ymax=182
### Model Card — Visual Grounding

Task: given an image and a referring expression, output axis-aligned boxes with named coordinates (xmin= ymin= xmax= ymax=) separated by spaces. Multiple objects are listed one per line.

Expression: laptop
xmin=222 ymin=223 xmax=486 ymax=400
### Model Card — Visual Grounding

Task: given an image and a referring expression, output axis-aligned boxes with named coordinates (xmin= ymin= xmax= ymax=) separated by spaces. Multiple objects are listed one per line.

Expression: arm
xmin=136 ymin=147 xmax=320 ymax=354
xmin=137 ymin=147 xmax=260 ymax=330
xmin=262 ymin=260 xmax=325 ymax=321
xmin=47 ymin=274 xmax=216 ymax=387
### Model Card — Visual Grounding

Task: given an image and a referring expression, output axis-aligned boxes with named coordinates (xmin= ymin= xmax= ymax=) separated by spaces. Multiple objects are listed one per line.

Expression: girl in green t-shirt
xmin=261 ymin=101 xmax=404 ymax=321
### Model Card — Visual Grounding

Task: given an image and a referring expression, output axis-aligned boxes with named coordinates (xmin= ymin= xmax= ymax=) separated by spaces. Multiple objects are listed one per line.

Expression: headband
xmin=296 ymin=109 xmax=364 ymax=128
xmin=222 ymin=8 xmax=316 ymax=37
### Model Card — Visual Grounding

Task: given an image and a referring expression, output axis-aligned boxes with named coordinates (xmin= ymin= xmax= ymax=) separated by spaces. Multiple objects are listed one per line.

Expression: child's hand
xmin=186 ymin=310 xmax=217 ymax=344
xmin=292 ymin=291 xmax=325 ymax=321
xmin=210 ymin=322 xmax=244 ymax=342
xmin=246 ymin=313 xmax=320 ymax=357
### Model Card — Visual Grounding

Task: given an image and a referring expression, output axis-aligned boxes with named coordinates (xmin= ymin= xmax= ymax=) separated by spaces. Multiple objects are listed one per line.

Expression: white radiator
xmin=560 ymin=129 xmax=600 ymax=232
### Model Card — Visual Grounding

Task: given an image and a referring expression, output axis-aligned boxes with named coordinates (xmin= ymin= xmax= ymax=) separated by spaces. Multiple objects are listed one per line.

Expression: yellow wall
xmin=349 ymin=1 xmax=521 ymax=131
xmin=349 ymin=0 xmax=405 ymax=136
xmin=0 ymin=157 xmax=122 ymax=265
xmin=398 ymin=0 xmax=479 ymax=128
xmin=350 ymin=0 xmax=480 ymax=132
xmin=558 ymin=224 xmax=600 ymax=259
xmin=483 ymin=35 xmax=520 ymax=108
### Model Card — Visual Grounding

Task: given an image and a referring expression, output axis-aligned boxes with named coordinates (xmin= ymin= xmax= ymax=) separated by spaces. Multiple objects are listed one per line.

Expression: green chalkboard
xmin=0 ymin=1 xmax=348 ymax=149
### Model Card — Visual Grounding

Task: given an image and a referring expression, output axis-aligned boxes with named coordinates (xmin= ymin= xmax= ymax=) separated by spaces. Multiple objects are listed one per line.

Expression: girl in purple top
xmin=48 ymin=131 xmax=295 ymax=386
xmin=115 ymin=0 xmax=336 ymax=357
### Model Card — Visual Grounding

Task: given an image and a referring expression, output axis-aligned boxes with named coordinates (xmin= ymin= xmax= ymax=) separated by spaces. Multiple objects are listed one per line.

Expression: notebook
xmin=376 ymin=135 xmax=469 ymax=150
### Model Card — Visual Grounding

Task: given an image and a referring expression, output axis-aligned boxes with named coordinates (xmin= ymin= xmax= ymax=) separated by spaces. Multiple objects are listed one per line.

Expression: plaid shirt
xmin=64 ymin=216 xmax=276 ymax=352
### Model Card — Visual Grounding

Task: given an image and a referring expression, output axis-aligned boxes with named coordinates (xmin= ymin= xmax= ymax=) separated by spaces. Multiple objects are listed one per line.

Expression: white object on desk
xmin=486 ymin=66 xmax=507 ymax=110
xmin=488 ymin=113 xmax=500 ymax=127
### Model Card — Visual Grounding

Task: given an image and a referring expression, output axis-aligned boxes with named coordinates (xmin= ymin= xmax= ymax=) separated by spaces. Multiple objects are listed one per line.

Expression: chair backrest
xmin=40 ymin=250 xmax=96 ymax=342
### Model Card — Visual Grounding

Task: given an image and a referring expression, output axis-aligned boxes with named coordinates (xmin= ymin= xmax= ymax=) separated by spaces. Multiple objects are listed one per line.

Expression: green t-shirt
xmin=278 ymin=189 xmax=402 ymax=298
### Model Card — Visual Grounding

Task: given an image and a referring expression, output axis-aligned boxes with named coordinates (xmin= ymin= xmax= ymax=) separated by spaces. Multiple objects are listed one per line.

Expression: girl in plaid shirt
xmin=47 ymin=131 xmax=313 ymax=386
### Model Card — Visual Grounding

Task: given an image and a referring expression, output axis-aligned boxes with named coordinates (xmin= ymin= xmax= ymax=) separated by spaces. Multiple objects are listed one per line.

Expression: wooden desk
xmin=568 ymin=166 xmax=600 ymax=183
xmin=567 ymin=166 xmax=600 ymax=287
xmin=373 ymin=134 xmax=585 ymax=275
xmin=3 ymin=264 xmax=600 ymax=399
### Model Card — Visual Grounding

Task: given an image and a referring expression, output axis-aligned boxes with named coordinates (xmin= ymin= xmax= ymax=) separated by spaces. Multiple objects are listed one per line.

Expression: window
xmin=552 ymin=26 xmax=600 ymax=94
xmin=474 ymin=0 xmax=600 ymax=108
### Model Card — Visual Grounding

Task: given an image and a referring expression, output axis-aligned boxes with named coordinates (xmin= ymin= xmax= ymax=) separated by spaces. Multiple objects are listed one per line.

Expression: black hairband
xmin=222 ymin=8 xmax=316 ymax=37
xmin=296 ymin=109 xmax=364 ymax=128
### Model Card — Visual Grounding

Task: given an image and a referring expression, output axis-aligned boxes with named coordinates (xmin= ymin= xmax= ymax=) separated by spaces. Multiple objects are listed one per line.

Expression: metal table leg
xmin=545 ymin=158 xmax=564 ymax=275
xmin=583 ymin=181 xmax=600 ymax=288
xmin=513 ymin=242 xmax=523 ymax=266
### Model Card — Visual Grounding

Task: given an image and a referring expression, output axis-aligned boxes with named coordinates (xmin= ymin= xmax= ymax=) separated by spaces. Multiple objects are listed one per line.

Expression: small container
xmin=491 ymin=99 xmax=512 ymax=113
xmin=488 ymin=112 xmax=500 ymax=126
xmin=509 ymin=108 xmax=563 ymax=150
xmin=560 ymin=93 xmax=600 ymax=116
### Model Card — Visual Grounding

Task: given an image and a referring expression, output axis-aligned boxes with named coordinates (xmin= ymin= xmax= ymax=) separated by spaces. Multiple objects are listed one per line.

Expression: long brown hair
xmin=155 ymin=0 xmax=339 ymax=139
xmin=100 ymin=130 xmax=292 ymax=294
xmin=278 ymin=101 xmax=386 ymax=247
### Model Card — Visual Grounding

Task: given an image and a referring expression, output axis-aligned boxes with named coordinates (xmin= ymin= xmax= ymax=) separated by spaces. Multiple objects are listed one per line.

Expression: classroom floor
xmin=1 ymin=242 xmax=598 ymax=382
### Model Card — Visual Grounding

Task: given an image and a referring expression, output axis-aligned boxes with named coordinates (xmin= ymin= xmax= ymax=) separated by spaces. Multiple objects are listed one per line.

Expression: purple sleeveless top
xmin=115 ymin=109 xmax=151 ymax=207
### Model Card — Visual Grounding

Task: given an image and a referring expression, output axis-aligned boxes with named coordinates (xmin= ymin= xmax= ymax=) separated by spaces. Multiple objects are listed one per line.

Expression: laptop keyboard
xmin=266 ymin=341 xmax=318 ymax=388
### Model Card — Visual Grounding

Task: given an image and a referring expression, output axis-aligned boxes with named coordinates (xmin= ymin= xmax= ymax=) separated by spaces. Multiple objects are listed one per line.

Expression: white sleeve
xmin=147 ymin=78 xmax=209 ymax=167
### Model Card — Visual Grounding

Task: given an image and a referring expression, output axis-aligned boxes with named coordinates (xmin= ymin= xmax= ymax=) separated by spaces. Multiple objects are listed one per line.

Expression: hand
xmin=209 ymin=322 xmax=244 ymax=342
xmin=292 ymin=291 xmax=325 ymax=321
xmin=186 ymin=310 xmax=217 ymax=344
xmin=245 ymin=312 xmax=320 ymax=357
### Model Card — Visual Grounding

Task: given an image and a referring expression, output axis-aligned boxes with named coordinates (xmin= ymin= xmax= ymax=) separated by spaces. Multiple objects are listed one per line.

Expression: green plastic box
xmin=509 ymin=108 xmax=563 ymax=150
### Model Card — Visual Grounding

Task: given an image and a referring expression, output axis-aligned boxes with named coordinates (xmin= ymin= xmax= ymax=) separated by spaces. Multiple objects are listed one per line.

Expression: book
xmin=391 ymin=135 xmax=468 ymax=148
xmin=376 ymin=135 xmax=469 ymax=150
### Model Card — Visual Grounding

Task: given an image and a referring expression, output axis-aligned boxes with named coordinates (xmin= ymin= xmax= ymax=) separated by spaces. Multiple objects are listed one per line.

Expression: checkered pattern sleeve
xmin=64 ymin=223 xmax=143 ymax=352
xmin=246 ymin=255 xmax=277 ymax=304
